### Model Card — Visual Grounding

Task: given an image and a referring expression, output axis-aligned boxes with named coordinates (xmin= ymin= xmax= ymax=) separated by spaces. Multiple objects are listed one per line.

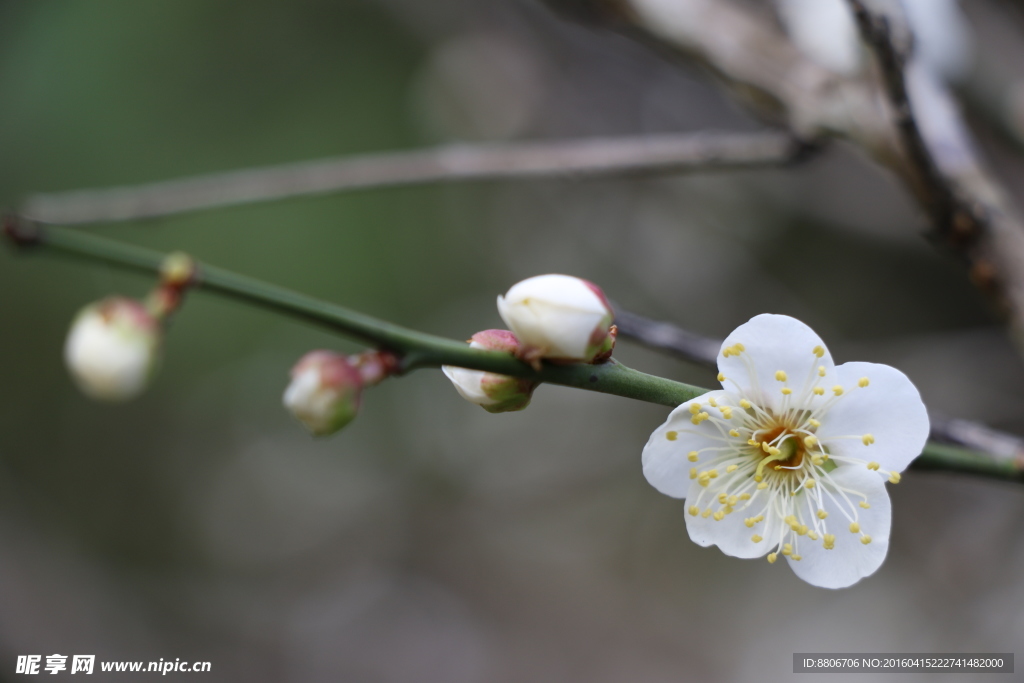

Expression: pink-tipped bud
xmin=442 ymin=329 xmax=538 ymax=413
xmin=283 ymin=351 xmax=363 ymax=436
xmin=496 ymin=274 xmax=615 ymax=364
xmin=64 ymin=297 xmax=161 ymax=402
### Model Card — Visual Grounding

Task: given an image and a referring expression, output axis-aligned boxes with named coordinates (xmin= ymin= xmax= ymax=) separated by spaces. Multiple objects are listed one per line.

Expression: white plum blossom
xmin=497 ymin=274 xmax=615 ymax=365
xmin=443 ymin=330 xmax=538 ymax=413
xmin=284 ymin=351 xmax=363 ymax=436
xmin=64 ymin=297 xmax=160 ymax=402
xmin=642 ymin=314 xmax=929 ymax=588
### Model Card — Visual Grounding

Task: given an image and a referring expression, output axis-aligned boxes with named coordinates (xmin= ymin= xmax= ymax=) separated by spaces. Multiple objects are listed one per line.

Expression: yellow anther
xmin=688 ymin=505 xmax=699 ymax=516
xmin=809 ymin=419 xmax=821 ymax=428
xmin=756 ymin=515 xmax=765 ymax=523
xmin=698 ymin=477 xmax=710 ymax=488
xmin=775 ymin=370 xmax=788 ymax=382
xmin=726 ymin=464 xmax=738 ymax=473
xmin=812 ymin=456 xmax=824 ymax=466
xmin=727 ymin=495 xmax=738 ymax=506
xmin=734 ymin=343 xmax=745 ymax=352
xmin=804 ymin=479 xmax=816 ymax=489
xmin=858 ymin=377 xmax=870 ymax=388
xmin=757 ymin=482 xmax=768 ymax=490
xmin=722 ymin=348 xmax=732 ymax=358
xmin=823 ymin=534 xmax=836 ymax=550
xmin=889 ymin=472 xmax=901 ymax=484
xmin=666 ymin=431 xmax=677 ymax=442
xmin=832 ymin=385 xmax=844 ymax=396
xmin=784 ymin=515 xmax=798 ymax=526
xmin=791 ymin=554 xmax=802 ymax=561
xmin=813 ymin=345 xmax=825 ymax=358
xmin=781 ymin=387 xmax=792 ymax=395
xmin=718 ymin=493 xmax=729 ymax=504
xmin=708 ymin=397 xmax=718 ymax=408
xmin=690 ymin=414 xmax=703 ymax=425
xmin=796 ymin=524 xmax=809 ymax=536
xmin=744 ymin=518 xmax=756 ymax=528
xmin=818 ymin=365 xmax=826 ymax=377
xmin=739 ymin=493 xmax=751 ymax=501
xmin=867 ymin=461 xmax=880 ymax=471
xmin=849 ymin=522 xmax=860 ymax=533
xmin=740 ymin=399 xmax=751 ymax=409
xmin=713 ymin=510 xmax=725 ymax=521
xmin=701 ymin=508 xmax=712 ymax=518
xmin=721 ymin=408 xmax=733 ymax=419
xmin=723 ymin=506 xmax=735 ymax=515
xmin=754 ymin=474 xmax=763 ymax=482
xmin=767 ymin=553 xmax=778 ymax=564
xmin=688 ymin=451 xmax=699 ymax=462
xmin=689 ymin=403 xmax=701 ymax=415
xmin=860 ymin=535 xmax=872 ymax=545
xmin=717 ymin=372 xmax=726 ymax=382
xmin=817 ymin=509 xmax=828 ymax=519
xmin=862 ymin=434 xmax=875 ymax=446
xmin=859 ymin=501 xmax=871 ymax=509
xmin=751 ymin=534 xmax=763 ymax=543
xmin=807 ymin=531 xmax=819 ymax=541
xmin=747 ymin=439 xmax=760 ymax=447
xmin=804 ymin=435 xmax=818 ymax=448
xmin=781 ymin=544 xmax=793 ymax=556
xmin=690 ymin=468 xmax=698 ymax=480
xmin=813 ymin=386 xmax=825 ymax=396
xmin=708 ymin=470 xmax=719 ymax=478
xmin=729 ymin=429 xmax=740 ymax=438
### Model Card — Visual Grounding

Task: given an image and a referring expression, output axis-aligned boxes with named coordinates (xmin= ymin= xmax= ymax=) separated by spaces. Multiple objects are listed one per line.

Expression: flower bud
xmin=442 ymin=330 xmax=537 ymax=413
xmin=64 ymin=297 xmax=161 ymax=401
xmin=496 ymin=274 xmax=615 ymax=364
xmin=283 ymin=351 xmax=363 ymax=436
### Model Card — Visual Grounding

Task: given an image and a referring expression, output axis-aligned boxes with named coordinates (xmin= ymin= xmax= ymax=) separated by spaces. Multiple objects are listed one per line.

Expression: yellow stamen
xmin=717 ymin=372 xmax=726 ymax=382
xmin=688 ymin=451 xmax=699 ymax=462
xmin=781 ymin=387 xmax=792 ymax=395
xmin=818 ymin=365 xmax=826 ymax=377
xmin=809 ymin=419 xmax=821 ymax=428
xmin=813 ymin=345 xmax=825 ymax=358
xmin=775 ymin=370 xmax=788 ymax=382
xmin=849 ymin=522 xmax=860 ymax=533
xmin=867 ymin=461 xmax=880 ymax=471
xmin=823 ymin=534 xmax=836 ymax=550
xmin=813 ymin=387 xmax=825 ymax=396
xmin=713 ymin=511 xmax=725 ymax=521
xmin=804 ymin=435 xmax=818 ymax=448
xmin=751 ymin=534 xmax=763 ymax=543
xmin=804 ymin=479 xmax=816 ymax=489
xmin=688 ymin=505 xmax=699 ymax=516
xmin=862 ymin=434 xmax=875 ymax=446
xmin=860 ymin=535 xmax=872 ymax=545
xmin=767 ymin=553 xmax=777 ymax=564
xmin=832 ymin=385 xmax=844 ymax=396
xmin=689 ymin=468 xmax=698 ymax=480
xmin=689 ymin=403 xmax=701 ymax=415
xmin=666 ymin=431 xmax=678 ymax=441
xmin=740 ymin=399 xmax=751 ymax=409
xmin=729 ymin=429 xmax=740 ymax=437
xmin=889 ymin=472 xmax=902 ymax=484
xmin=701 ymin=509 xmax=712 ymax=518
xmin=817 ymin=509 xmax=828 ymax=520
xmin=858 ymin=377 xmax=870 ymax=388
xmin=859 ymin=501 xmax=871 ymax=509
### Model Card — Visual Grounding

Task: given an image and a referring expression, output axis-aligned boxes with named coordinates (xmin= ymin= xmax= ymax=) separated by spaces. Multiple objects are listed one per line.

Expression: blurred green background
xmin=1 ymin=1 xmax=1023 ymax=681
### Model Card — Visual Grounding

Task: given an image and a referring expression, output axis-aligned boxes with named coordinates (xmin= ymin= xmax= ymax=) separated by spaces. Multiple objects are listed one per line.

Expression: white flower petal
xmin=786 ymin=463 xmax=891 ymax=589
xmin=817 ymin=361 xmax=929 ymax=474
xmin=642 ymin=391 xmax=730 ymax=498
xmin=684 ymin=480 xmax=783 ymax=559
xmin=718 ymin=314 xmax=839 ymax=412
xmin=442 ymin=365 xmax=494 ymax=405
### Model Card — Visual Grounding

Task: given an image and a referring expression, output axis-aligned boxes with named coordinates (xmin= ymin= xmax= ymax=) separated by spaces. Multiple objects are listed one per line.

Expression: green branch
xmin=5 ymin=222 xmax=1022 ymax=484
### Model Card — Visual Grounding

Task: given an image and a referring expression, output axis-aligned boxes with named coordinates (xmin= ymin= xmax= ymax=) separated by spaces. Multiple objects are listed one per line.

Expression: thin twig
xmin=2 ymin=220 xmax=1018 ymax=483
xmin=20 ymin=131 xmax=803 ymax=226
xmin=615 ymin=307 xmax=1024 ymax=475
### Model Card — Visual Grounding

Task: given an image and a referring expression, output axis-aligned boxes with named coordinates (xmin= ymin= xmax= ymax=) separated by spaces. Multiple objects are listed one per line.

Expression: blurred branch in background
xmin=547 ymin=0 xmax=1024 ymax=358
xmin=20 ymin=131 xmax=805 ymax=225
xmin=615 ymin=307 xmax=1024 ymax=480
xmin=3 ymin=219 xmax=1020 ymax=483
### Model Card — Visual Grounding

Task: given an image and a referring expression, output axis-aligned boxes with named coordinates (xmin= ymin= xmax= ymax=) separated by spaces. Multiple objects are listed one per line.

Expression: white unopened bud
xmin=283 ymin=351 xmax=363 ymax=436
xmin=64 ymin=297 xmax=160 ymax=401
xmin=496 ymin=274 xmax=615 ymax=364
xmin=443 ymin=329 xmax=537 ymax=413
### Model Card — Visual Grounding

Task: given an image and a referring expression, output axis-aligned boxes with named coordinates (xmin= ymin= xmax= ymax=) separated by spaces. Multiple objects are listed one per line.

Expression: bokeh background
xmin=2 ymin=0 xmax=1024 ymax=681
